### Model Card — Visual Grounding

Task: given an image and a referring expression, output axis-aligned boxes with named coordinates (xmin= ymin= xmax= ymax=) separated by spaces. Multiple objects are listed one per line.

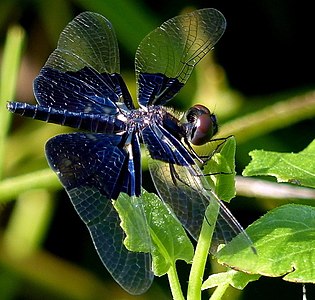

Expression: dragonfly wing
xmin=34 ymin=12 xmax=133 ymax=112
xmin=45 ymin=12 xmax=119 ymax=74
xmin=45 ymin=133 xmax=153 ymax=294
xmin=142 ymin=123 xmax=252 ymax=253
xmin=135 ymin=8 xmax=226 ymax=106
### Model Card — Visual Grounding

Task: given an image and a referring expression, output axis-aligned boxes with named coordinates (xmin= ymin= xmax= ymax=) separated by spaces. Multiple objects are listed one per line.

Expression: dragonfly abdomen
xmin=7 ymin=102 xmax=126 ymax=134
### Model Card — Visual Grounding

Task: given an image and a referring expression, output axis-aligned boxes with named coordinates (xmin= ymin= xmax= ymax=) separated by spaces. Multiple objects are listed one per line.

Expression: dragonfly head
xmin=183 ymin=104 xmax=218 ymax=146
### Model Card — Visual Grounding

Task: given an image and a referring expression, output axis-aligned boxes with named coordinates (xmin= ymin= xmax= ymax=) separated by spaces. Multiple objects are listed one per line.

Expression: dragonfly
xmin=7 ymin=9 xmax=253 ymax=294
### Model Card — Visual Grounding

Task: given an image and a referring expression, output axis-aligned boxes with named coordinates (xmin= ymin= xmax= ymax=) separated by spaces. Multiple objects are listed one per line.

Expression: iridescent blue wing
xmin=142 ymin=123 xmax=253 ymax=254
xmin=135 ymin=8 xmax=226 ymax=107
xmin=34 ymin=12 xmax=134 ymax=113
xmin=45 ymin=133 xmax=153 ymax=294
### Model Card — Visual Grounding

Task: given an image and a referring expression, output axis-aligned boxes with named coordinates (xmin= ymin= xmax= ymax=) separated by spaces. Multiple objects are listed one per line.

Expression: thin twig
xmin=236 ymin=175 xmax=315 ymax=200
xmin=218 ymin=91 xmax=315 ymax=144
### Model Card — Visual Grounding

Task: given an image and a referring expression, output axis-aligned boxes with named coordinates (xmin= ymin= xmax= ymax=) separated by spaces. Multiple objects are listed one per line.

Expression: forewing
xmin=34 ymin=12 xmax=133 ymax=112
xmin=143 ymin=124 xmax=252 ymax=253
xmin=45 ymin=133 xmax=153 ymax=294
xmin=46 ymin=11 xmax=119 ymax=74
xmin=135 ymin=8 xmax=226 ymax=106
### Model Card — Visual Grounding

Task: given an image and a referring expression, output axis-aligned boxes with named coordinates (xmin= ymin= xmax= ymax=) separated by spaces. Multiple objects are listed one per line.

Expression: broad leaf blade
xmin=202 ymin=269 xmax=260 ymax=290
xmin=202 ymin=136 xmax=236 ymax=201
xmin=243 ymin=139 xmax=315 ymax=188
xmin=114 ymin=190 xmax=194 ymax=276
xmin=217 ymin=204 xmax=315 ymax=283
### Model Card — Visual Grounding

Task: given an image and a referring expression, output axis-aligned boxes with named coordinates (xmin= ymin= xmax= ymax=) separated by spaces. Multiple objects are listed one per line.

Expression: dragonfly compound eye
xmin=186 ymin=104 xmax=218 ymax=146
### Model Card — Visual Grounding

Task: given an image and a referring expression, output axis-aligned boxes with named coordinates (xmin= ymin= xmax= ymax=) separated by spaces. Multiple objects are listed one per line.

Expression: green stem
xmin=0 ymin=169 xmax=60 ymax=203
xmin=209 ymin=283 xmax=230 ymax=300
xmin=3 ymin=189 xmax=54 ymax=258
xmin=187 ymin=200 xmax=218 ymax=300
xmin=167 ymin=263 xmax=185 ymax=300
xmin=219 ymin=90 xmax=315 ymax=144
xmin=0 ymin=26 xmax=25 ymax=179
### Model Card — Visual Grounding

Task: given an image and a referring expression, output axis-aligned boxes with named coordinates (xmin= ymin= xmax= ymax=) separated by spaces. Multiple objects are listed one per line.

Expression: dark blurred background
xmin=2 ymin=0 xmax=315 ymax=99
xmin=1 ymin=0 xmax=315 ymax=299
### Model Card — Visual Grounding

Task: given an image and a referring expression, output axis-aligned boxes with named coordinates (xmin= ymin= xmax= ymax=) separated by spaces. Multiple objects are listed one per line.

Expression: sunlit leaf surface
xmin=115 ymin=190 xmax=194 ymax=276
xmin=243 ymin=139 xmax=315 ymax=188
xmin=202 ymin=136 xmax=236 ymax=201
xmin=217 ymin=204 xmax=315 ymax=283
xmin=202 ymin=269 xmax=260 ymax=290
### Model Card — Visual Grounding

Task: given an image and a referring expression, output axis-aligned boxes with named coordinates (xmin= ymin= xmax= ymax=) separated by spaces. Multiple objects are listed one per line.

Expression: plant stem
xmin=236 ymin=176 xmax=315 ymax=200
xmin=187 ymin=200 xmax=218 ymax=300
xmin=219 ymin=90 xmax=315 ymax=144
xmin=167 ymin=263 xmax=185 ymax=300
xmin=0 ymin=26 xmax=25 ymax=179
xmin=0 ymin=169 xmax=60 ymax=203
xmin=209 ymin=283 xmax=230 ymax=300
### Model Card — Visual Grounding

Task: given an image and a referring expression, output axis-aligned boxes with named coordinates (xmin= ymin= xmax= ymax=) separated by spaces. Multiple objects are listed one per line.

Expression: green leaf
xmin=114 ymin=190 xmax=194 ymax=276
xmin=202 ymin=136 xmax=236 ymax=201
xmin=217 ymin=204 xmax=315 ymax=283
xmin=202 ymin=269 xmax=260 ymax=290
xmin=114 ymin=194 xmax=151 ymax=253
xmin=0 ymin=26 xmax=25 ymax=179
xmin=243 ymin=139 xmax=315 ymax=188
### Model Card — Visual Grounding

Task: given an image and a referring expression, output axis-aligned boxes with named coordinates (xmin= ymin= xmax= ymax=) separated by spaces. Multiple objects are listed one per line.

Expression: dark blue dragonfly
xmin=7 ymin=9 xmax=253 ymax=294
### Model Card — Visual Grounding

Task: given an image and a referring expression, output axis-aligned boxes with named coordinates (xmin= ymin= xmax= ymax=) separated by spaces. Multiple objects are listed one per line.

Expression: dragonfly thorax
xmin=127 ymin=105 xmax=169 ymax=132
